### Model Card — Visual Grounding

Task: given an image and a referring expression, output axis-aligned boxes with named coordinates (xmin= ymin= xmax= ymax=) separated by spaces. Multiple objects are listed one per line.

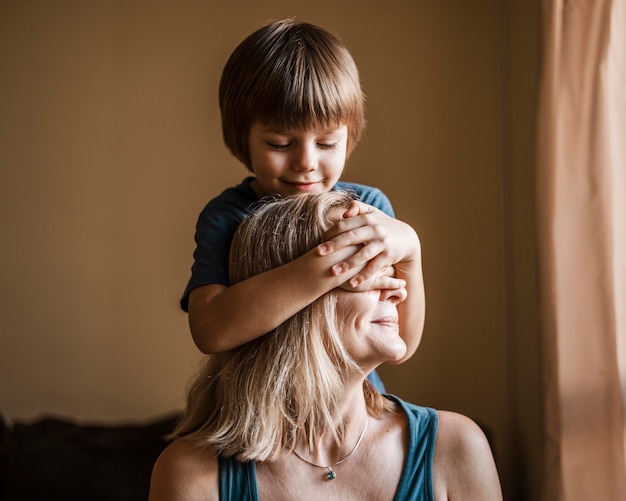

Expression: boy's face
xmin=247 ymin=122 xmax=348 ymax=198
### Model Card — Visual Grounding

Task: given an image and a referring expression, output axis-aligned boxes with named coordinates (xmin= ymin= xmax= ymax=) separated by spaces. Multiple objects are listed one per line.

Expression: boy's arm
xmin=319 ymin=202 xmax=425 ymax=362
xmin=393 ymin=246 xmax=425 ymax=362
xmin=188 ymin=243 xmax=371 ymax=353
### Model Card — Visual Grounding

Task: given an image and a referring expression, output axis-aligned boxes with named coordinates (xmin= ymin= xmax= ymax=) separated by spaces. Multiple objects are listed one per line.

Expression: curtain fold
xmin=536 ymin=0 xmax=626 ymax=499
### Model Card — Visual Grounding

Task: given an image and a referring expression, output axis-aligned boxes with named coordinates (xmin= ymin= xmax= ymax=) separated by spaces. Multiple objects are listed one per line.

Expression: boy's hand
xmin=339 ymin=265 xmax=405 ymax=292
xmin=317 ymin=201 xmax=421 ymax=288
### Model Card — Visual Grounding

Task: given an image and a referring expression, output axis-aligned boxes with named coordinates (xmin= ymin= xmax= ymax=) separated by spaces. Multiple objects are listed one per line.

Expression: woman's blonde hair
xmin=219 ymin=18 xmax=366 ymax=171
xmin=170 ymin=192 xmax=389 ymax=460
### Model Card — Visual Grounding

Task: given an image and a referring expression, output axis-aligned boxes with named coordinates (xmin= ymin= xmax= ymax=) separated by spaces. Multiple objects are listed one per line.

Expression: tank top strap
xmin=385 ymin=394 xmax=438 ymax=501
xmin=218 ymin=454 xmax=259 ymax=501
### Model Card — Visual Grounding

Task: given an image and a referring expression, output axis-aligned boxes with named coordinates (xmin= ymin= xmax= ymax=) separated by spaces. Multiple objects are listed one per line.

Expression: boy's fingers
xmin=319 ymin=225 xmax=381 ymax=256
xmin=340 ymin=274 xmax=405 ymax=293
xmin=329 ymin=244 xmax=387 ymax=277
xmin=372 ymin=275 xmax=406 ymax=291
xmin=345 ymin=241 xmax=387 ymax=268
xmin=323 ymin=210 xmax=380 ymax=241
xmin=342 ymin=201 xmax=373 ymax=219
xmin=380 ymin=265 xmax=396 ymax=278
xmin=317 ymin=242 xmax=332 ymax=256
xmin=331 ymin=262 xmax=349 ymax=276
xmin=348 ymin=256 xmax=390 ymax=287
xmin=342 ymin=201 xmax=362 ymax=218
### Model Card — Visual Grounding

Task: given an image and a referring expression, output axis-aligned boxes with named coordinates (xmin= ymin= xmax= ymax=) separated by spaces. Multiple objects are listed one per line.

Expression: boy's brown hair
xmin=219 ymin=18 xmax=366 ymax=171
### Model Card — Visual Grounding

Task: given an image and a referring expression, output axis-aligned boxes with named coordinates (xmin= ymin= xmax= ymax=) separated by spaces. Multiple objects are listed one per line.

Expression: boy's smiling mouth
xmin=282 ymin=179 xmax=323 ymax=190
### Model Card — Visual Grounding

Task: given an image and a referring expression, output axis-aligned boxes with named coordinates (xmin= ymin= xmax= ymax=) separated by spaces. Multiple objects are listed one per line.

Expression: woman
xmin=149 ymin=192 xmax=503 ymax=500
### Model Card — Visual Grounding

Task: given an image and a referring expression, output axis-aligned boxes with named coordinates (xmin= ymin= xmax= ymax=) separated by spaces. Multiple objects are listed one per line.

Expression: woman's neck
xmin=296 ymin=384 xmax=370 ymax=465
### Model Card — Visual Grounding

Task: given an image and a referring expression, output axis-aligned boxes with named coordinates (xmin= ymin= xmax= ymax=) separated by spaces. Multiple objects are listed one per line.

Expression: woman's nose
xmin=379 ymin=286 xmax=407 ymax=305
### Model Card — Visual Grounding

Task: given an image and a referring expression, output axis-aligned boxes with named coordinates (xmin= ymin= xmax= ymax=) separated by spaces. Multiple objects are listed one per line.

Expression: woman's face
xmin=335 ymin=287 xmax=408 ymax=370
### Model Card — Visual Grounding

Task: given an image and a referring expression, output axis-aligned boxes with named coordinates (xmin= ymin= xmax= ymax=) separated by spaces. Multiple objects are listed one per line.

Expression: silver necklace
xmin=292 ymin=418 xmax=368 ymax=480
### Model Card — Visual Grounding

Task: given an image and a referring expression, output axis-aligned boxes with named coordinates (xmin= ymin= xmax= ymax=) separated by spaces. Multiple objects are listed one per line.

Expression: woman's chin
xmin=383 ymin=341 xmax=408 ymax=364
xmin=369 ymin=342 xmax=406 ymax=366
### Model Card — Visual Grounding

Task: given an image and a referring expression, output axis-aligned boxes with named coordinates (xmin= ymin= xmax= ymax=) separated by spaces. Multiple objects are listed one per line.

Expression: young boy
xmin=181 ymin=19 xmax=425 ymax=388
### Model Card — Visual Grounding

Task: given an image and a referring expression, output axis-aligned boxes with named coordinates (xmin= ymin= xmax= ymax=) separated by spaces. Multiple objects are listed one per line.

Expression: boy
xmin=181 ymin=19 xmax=425 ymax=387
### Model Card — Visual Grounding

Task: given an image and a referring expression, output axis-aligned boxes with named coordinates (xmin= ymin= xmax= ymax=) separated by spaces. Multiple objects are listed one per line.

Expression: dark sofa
xmin=0 ymin=413 xmax=179 ymax=501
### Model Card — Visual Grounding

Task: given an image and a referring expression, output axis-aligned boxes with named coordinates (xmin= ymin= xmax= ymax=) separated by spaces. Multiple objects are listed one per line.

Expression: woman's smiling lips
xmin=372 ymin=316 xmax=399 ymax=328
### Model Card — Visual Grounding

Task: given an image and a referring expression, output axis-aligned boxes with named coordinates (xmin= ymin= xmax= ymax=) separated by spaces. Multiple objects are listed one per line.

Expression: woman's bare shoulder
xmin=149 ymin=438 xmax=219 ymax=501
xmin=433 ymin=411 xmax=503 ymax=501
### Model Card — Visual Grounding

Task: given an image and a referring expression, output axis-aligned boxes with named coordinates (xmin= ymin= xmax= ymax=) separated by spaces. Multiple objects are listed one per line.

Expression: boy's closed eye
xmin=266 ymin=140 xmax=339 ymax=150
xmin=266 ymin=142 xmax=291 ymax=150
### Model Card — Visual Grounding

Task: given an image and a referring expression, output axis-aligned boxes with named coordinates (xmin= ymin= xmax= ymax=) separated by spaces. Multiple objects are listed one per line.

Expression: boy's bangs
xmin=257 ymin=82 xmax=358 ymax=133
xmin=255 ymin=50 xmax=361 ymax=132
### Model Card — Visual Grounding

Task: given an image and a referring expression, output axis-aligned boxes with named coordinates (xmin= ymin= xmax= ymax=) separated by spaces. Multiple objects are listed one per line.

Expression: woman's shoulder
xmin=434 ymin=410 xmax=491 ymax=457
xmin=149 ymin=439 xmax=219 ymax=501
xmin=433 ymin=411 xmax=503 ymax=500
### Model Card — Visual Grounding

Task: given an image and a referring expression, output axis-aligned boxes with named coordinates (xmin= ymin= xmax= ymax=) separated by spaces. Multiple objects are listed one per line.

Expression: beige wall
xmin=0 ymin=1 xmax=540 ymax=498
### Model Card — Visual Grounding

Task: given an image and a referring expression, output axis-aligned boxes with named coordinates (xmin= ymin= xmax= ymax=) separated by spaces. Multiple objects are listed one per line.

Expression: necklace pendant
xmin=326 ymin=467 xmax=336 ymax=480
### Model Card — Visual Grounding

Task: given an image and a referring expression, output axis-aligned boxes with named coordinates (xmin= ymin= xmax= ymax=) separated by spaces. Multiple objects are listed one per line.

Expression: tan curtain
xmin=536 ymin=0 xmax=626 ymax=499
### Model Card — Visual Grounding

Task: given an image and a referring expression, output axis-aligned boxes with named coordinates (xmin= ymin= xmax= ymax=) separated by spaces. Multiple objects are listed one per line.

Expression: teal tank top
xmin=218 ymin=395 xmax=437 ymax=500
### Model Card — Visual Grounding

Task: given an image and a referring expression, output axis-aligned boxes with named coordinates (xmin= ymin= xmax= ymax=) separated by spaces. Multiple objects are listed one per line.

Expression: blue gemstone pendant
xmin=326 ymin=467 xmax=337 ymax=480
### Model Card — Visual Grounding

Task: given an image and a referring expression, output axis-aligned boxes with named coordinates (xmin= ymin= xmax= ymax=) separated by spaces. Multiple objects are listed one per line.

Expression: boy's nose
xmin=292 ymin=144 xmax=317 ymax=172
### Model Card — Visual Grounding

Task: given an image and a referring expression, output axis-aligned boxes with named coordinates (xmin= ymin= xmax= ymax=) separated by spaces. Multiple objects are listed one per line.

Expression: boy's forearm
xmin=393 ymin=256 xmax=426 ymax=364
xmin=188 ymin=247 xmax=360 ymax=353
xmin=381 ymin=224 xmax=425 ymax=362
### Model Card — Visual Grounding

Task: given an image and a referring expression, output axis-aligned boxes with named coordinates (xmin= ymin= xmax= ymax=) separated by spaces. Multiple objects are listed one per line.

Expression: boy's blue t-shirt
xmin=218 ymin=395 xmax=438 ymax=501
xmin=180 ymin=176 xmax=395 ymax=312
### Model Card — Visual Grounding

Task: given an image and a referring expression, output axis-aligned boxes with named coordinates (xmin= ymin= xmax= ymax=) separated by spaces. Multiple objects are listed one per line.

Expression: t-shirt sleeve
xmin=180 ymin=205 xmax=243 ymax=312
xmin=336 ymin=182 xmax=395 ymax=218
xmin=360 ymin=189 xmax=395 ymax=218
